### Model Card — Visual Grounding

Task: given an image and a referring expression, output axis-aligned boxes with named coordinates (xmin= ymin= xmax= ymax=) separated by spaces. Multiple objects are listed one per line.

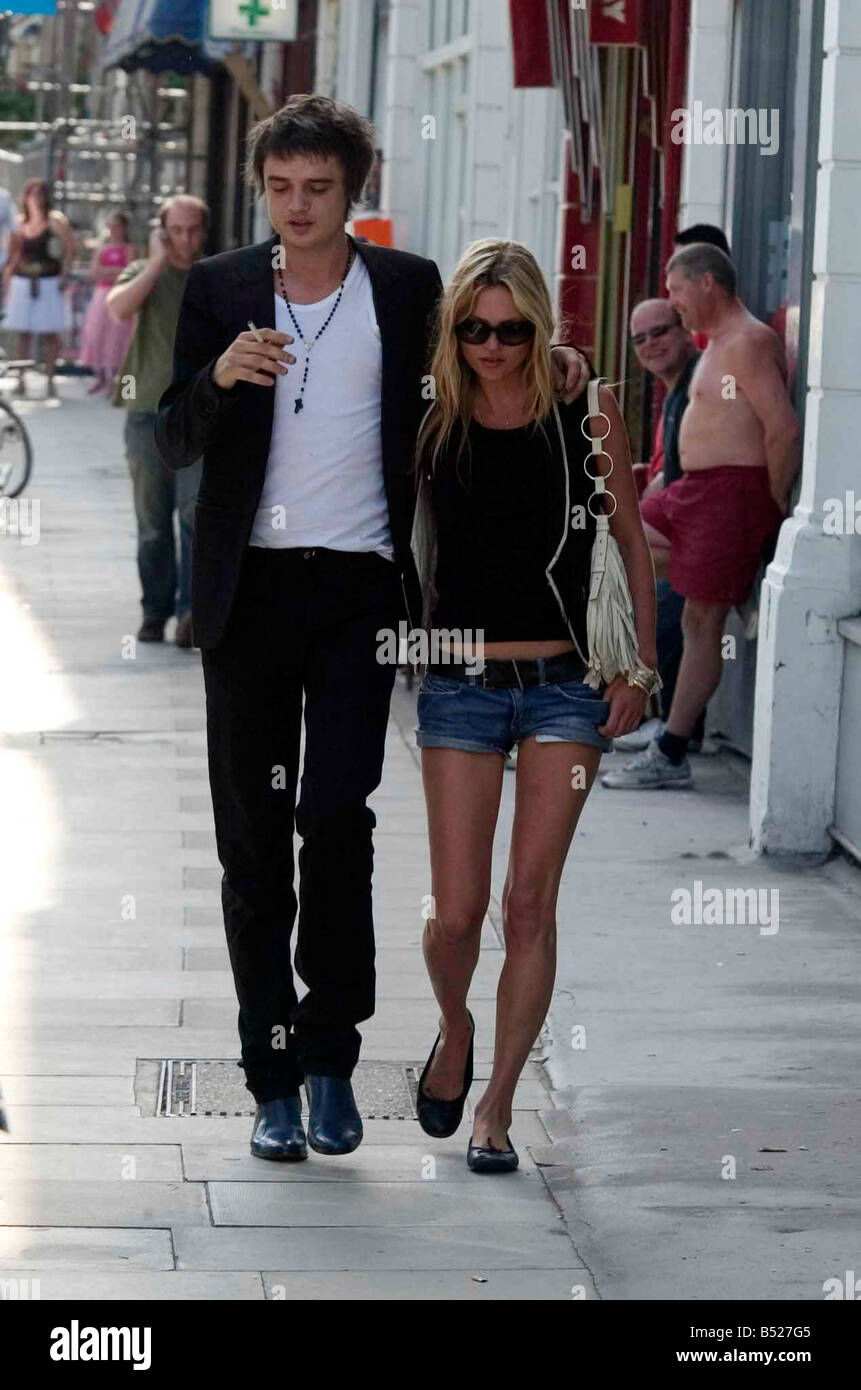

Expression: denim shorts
xmin=415 ymin=672 xmax=612 ymax=756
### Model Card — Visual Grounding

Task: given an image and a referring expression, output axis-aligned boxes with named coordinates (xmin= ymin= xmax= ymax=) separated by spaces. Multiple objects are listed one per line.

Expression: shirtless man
xmin=604 ymin=242 xmax=801 ymax=789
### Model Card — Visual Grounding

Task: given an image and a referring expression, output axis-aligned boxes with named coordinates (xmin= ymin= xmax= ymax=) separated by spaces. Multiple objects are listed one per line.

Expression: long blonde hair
xmin=416 ymin=238 xmax=557 ymax=475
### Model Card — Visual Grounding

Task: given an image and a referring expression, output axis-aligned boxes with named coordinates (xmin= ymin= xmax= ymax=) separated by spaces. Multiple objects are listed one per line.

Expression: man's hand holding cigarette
xmin=211 ymin=321 xmax=297 ymax=391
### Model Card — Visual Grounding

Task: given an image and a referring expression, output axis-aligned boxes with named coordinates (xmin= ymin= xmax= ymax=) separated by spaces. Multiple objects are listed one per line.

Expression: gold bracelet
xmin=625 ymin=666 xmax=662 ymax=696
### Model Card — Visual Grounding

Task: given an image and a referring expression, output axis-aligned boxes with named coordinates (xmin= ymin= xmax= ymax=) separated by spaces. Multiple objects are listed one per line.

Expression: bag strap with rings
xmin=553 ymin=377 xmax=617 ymax=599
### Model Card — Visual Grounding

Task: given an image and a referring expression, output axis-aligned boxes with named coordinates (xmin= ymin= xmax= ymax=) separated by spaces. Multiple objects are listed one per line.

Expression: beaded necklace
xmin=276 ymin=237 xmax=355 ymax=414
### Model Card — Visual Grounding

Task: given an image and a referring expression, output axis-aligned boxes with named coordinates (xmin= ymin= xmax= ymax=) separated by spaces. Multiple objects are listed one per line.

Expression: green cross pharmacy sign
xmin=208 ymin=0 xmax=298 ymax=42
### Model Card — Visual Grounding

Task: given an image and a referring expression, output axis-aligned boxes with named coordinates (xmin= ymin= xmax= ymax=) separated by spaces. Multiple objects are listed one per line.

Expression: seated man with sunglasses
xmin=613 ymin=298 xmax=705 ymax=753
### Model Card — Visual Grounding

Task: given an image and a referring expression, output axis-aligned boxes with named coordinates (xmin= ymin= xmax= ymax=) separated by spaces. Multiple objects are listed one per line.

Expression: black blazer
xmin=155 ymin=233 xmax=443 ymax=649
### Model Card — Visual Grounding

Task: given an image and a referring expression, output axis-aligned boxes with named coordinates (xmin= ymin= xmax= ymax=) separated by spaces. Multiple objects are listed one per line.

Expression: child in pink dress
xmin=78 ymin=213 xmax=136 ymax=393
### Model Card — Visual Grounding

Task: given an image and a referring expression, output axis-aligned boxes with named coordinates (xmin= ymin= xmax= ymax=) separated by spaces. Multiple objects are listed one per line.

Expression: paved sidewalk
xmin=0 ymin=381 xmax=593 ymax=1301
xmin=2 ymin=380 xmax=859 ymax=1303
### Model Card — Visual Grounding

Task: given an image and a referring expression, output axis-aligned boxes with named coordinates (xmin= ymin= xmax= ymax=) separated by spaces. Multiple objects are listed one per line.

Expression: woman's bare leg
xmin=419 ymin=746 xmax=505 ymax=1099
xmin=471 ymin=737 xmax=601 ymax=1150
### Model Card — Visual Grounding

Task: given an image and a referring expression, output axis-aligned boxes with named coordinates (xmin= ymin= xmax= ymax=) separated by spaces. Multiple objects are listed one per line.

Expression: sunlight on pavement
xmin=0 ymin=750 xmax=58 ymax=921
xmin=0 ymin=573 xmax=75 ymax=1000
xmin=0 ymin=590 xmax=79 ymax=732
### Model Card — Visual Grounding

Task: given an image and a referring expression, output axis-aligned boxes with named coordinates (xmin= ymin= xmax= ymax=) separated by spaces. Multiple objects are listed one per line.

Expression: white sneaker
xmin=602 ymin=739 xmax=693 ymax=789
xmin=613 ymin=717 xmax=665 ymax=753
xmin=690 ymin=736 xmax=720 ymax=757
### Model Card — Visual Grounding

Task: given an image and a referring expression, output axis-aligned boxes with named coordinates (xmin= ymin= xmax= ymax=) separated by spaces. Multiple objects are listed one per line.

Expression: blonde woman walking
xmin=412 ymin=240 xmax=659 ymax=1171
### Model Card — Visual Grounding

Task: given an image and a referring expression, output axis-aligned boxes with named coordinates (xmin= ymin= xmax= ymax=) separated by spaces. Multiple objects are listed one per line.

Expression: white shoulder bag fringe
xmin=552 ymin=379 xmax=659 ymax=692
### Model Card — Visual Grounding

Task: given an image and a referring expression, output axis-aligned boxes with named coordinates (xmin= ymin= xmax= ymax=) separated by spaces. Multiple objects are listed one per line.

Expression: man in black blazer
xmin=156 ymin=95 xmax=587 ymax=1161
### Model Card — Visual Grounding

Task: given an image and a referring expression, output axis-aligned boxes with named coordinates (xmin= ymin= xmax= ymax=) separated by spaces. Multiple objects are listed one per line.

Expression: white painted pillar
xmin=464 ymin=0 xmax=508 ymax=242
xmin=379 ymin=0 xmax=422 ymax=247
xmin=677 ymin=0 xmax=732 ymax=232
xmin=335 ymin=0 xmax=375 ymax=116
xmin=314 ymin=0 xmax=340 ymax=99
xmin=251 ymin=43 xmax=283 ymax=243
xmin=750 ymin=0 xmax=861 ymax=853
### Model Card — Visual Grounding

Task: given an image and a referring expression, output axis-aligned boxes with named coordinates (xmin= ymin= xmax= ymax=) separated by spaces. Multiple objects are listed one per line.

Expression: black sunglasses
xmin=454 ymin=316 xmax=536 ymax=346
xmin=630 ymin=322 xmax=678 ymax=348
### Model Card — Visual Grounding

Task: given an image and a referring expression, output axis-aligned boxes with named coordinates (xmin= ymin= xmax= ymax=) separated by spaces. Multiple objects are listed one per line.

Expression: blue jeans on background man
xmin=124 ymin=411 xmax=202 ymax=624
xmin=656 ymin=578 xmax=706 ymax=743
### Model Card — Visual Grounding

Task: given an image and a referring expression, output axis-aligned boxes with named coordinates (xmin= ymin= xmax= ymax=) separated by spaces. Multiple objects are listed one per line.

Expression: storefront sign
xmin=208 ymin=0 xmax=297 ymax=43
xmin=5 ymin=1 xmax=57 ymax=13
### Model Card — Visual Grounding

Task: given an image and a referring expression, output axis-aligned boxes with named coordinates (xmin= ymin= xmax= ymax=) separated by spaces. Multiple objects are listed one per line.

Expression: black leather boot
xmin=250 ymin=1097 xmax=307 ymax=1161
xmin=303 ymin=1075 xmax=363 ymax=1155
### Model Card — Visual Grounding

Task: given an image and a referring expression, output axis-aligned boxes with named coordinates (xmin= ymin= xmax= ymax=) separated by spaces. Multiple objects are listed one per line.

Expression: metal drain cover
xmin=138 ymin=1059 xmax=418 ymax=1119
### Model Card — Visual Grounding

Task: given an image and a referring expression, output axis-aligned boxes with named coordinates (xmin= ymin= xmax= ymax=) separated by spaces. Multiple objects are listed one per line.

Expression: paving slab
xmin=0 ymin=1179 xmax=209 ymax=1226
xmin=181 ymin=1143 xmax=540 ymax=1182
xmin=2 ymin=1271 xmax=265 ymax=1300
xmin=207 ymin=1179 xmax=553 ymax=1227
xmin=0 ymin=1109 xmax=547 ymax=1148
xmin=0 ymin=1076 xmax=135 ymax=1105
xmin=0 ymin=1146 xmax=183 ymax=1181
xmin=6 ymin=999 xmax=181 ymax=1027
xmin=0 ymin=1227 xmax=173 ymax=1271
xmin=175 ymin=1221 xmax=575 ymax=1271
xmin=260 ymin=1269 xmax=596 ymax=1299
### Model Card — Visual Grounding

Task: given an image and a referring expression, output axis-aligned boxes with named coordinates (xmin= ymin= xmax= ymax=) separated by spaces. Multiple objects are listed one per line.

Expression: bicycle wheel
xmin=0 ymin=398 xmax=33 ymax=499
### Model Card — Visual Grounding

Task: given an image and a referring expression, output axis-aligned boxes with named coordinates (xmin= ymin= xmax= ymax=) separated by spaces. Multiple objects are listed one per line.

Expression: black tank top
xmin=430 ymin=417 xmax=572 ymax=642
xmin=19 ymin=226 xmax=61 ymax=277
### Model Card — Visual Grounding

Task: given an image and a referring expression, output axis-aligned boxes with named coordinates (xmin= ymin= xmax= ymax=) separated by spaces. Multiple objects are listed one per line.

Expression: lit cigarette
xmin=247 ymin=320 xmax=265 ymax=341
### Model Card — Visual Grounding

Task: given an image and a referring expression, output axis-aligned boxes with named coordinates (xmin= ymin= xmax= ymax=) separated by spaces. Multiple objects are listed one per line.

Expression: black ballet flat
xmin=416 ymin=1010 xmax=475 ymax=1138
xmin=466 ymin=1133 xmax=519 ymax=1174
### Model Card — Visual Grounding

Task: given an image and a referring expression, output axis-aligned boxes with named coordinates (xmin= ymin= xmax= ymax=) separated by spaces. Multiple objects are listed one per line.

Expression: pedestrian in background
xmin=78 ymin=211 xmax=136 ymax=395
xmin=107 ymin=195 xmax=208 ymax=649
xmin=614 ymin=297 xmax=705 ymax=753
xmin=672 ymin=223 xmax=731 ymax=353
xmin=603 ymin=243 xmax=800 ymax=791
xmin=0 ymin=177 xmax=74 ymax=399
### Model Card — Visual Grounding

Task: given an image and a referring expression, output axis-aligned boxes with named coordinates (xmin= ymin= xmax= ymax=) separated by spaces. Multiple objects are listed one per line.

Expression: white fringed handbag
xmin=553 ymin=378 xmax=660 ymax=694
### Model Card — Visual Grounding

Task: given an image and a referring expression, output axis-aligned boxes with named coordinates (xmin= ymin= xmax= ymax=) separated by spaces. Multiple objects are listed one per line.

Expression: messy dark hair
xmin=244 ymin=94 xmax=377 ymax=217
xmin=674 ymin=223 xmax=731 ymax=258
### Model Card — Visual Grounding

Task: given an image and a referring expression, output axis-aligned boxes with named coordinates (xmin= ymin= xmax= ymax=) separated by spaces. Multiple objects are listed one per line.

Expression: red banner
xmin=589 ymin=0 xmax=644 ymax=47
xmin=509 ymin=0 xmax=554 ymax=87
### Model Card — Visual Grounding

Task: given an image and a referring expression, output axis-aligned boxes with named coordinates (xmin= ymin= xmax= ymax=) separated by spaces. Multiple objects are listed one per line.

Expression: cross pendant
xmin=294 ymin=397 xmax=304 ymax=414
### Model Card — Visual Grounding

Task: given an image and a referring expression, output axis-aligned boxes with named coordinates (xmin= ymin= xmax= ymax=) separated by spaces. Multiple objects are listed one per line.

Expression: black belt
xmin=425 ymin=649 xmax=586 ymax=690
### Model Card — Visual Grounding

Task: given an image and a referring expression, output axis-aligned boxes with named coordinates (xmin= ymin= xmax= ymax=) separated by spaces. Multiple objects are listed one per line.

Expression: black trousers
xmin=201 ymin=546 xmax=401 ymax=1102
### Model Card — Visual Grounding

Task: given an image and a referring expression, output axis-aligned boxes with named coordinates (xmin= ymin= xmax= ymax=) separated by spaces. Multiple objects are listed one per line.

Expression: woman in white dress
xmin=1 ymin=178 xmax=74 ymax=398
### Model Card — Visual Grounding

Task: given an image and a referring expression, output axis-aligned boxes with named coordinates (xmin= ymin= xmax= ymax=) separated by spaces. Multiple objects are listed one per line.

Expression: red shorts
xmin=640 ymin=466 xmax=783 ymax=605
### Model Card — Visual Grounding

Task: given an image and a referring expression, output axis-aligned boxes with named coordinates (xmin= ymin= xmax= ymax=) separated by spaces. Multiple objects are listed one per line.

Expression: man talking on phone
xmin=107 ymin=195 xmax=210 ymax=648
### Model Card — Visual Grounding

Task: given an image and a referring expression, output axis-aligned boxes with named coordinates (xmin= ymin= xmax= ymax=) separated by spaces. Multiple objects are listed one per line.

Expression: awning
xmin=100 ymin=0 xmax=233 ymax=75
